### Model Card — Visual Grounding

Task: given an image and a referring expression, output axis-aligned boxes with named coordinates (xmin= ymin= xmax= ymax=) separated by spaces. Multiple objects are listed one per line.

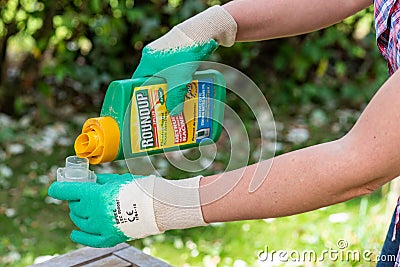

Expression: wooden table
xmin=29 ymin=243 xmax=172 ymax=267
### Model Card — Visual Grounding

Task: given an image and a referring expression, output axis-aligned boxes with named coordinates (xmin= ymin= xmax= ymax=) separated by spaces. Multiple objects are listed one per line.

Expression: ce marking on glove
xmin=126 ymin=203 xmax=139 ymax=222
xmin=114 ymin=200 xmax=139 ymax=224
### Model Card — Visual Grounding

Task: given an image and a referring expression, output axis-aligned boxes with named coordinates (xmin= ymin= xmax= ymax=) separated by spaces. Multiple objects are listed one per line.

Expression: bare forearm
xmin=223 ymin=0 xmax=372 ymax=41
xmin=200 ymin=69 xmax=400 ymax=223
xmin=200 ymin=140 xmax=375 ymax=222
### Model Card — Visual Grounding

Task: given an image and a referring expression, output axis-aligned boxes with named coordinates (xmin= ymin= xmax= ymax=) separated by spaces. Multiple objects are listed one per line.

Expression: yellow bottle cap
xmin=74 ymin=116 xmax=120 ymax=165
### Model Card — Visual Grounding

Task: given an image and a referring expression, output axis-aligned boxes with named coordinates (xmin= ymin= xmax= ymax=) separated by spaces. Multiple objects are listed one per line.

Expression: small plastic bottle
xmin=57 ymin=156 xmax=96 ymax=182
xmin=74 ymin=69 xmax=226 ymax=164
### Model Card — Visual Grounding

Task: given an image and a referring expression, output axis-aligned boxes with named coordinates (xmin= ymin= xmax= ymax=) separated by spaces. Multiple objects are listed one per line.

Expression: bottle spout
xmin=74 ymin=116 xmax=120 ymax=164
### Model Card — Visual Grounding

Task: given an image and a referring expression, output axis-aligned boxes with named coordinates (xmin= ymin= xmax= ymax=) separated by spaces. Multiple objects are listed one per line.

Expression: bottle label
xmin=130 ymin=79 xmax=214 ymax=153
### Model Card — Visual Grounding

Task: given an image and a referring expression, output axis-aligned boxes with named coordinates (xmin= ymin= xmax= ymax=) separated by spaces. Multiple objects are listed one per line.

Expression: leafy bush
xmin=0 ymin=2 xmax=393 ymax=266
xmin=1 ymin=1 xmax=387 ymax=120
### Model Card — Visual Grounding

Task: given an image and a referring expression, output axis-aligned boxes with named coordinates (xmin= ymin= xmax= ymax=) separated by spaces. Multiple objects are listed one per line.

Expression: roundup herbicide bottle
xmin=74 ymin=70 xmax=226 ymax=164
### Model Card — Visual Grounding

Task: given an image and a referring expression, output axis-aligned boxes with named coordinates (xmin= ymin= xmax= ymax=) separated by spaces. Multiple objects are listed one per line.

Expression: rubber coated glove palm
xmin=48 ymin=173 xmax=154 ymax=248
xmin=48 ymin=173 xmax=207 ymax=248
xmin=132 ymin=5 xmax=237 ymax=116
xmin=133 ymin=40 xmax=218 ymax=116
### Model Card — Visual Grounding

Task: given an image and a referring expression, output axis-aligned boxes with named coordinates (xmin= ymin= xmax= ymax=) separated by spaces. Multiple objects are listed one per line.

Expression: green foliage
xmin=0 ymin=1 xmax=388 ymax=119
xmin=0 ymin=1 xmax=393 ymax=266
xmin=220 ymin=7 xmax=386 ymax=118
xmin=0 ymin=0 xmax=208 ymax=115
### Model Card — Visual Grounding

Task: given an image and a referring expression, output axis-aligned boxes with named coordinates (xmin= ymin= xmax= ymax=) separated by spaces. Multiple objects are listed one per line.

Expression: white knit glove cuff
xmin=153 ymin=175 xmax=207 ymax=231
xmin=115 ymin=176 xmax=206 ymax=239
xmin=148 ymin=5 xmax=237 ymax=50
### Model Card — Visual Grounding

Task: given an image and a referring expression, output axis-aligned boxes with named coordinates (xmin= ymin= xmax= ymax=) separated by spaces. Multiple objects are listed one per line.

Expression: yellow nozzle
xmin=74 ymin=117 xmax=120 ymax=164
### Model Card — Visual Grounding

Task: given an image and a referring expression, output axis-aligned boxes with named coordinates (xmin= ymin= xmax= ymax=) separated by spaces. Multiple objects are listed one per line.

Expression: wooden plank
xmin=82 ymin=255 xmax=133 ymax=267
xmin=29 ymin=243 xmax=129 ymax=267
xmin=114 ymin=246 xmax=172 ymax=267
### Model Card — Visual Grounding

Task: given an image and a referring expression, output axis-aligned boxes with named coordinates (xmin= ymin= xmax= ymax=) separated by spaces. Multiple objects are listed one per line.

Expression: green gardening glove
xmin=48 ymin=173 xmax=157 ymax=248
xmin=48 ymin=173 xmax=208 ymax=248
xmin=133 ymin=40 xmax=218 ymax=115
xmin=132 ymin=5 xmax=237 ymax=116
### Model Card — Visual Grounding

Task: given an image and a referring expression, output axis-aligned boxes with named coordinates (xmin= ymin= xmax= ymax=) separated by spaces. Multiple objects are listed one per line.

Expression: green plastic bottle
xmin=74 ymin=69 xmax=226 ymax=164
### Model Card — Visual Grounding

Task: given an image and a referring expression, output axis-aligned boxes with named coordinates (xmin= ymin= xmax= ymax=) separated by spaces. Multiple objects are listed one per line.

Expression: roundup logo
xmin=135 ymin=90 xmax=154 ymax=149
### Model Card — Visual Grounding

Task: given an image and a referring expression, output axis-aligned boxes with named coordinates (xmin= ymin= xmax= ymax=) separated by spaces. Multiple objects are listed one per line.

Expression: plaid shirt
xmin=375 ymin=0 xmax=400 ymax=74
xmin=375 ymin=0 xmax=400 ymax=265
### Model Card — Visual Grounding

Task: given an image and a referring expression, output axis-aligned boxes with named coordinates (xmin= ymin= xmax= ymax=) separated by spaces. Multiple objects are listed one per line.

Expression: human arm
xmin=224 ymin=0 xmax=372 ymax=41
xmin=201 ymin=68 xmax=400 ymax=222
xmin=48 ymin=0 xmax=381 ymax=247
xmin=48 ymin=174 xmax=207 ymax=247
xmin=48 ymin=70 xmax=400 ymax=248
xmin=133 ymin=1 xmax=371 ymax=114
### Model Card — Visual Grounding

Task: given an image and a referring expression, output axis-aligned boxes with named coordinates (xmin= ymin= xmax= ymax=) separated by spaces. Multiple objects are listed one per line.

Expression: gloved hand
xmin=133 ymin=5 xmax=237 ymax=115
xmin=48 ymin=173 xmax=206 ymax=248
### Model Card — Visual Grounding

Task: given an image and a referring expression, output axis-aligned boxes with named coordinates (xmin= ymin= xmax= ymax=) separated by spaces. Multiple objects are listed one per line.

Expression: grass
xmin=138 ymin=192 xmax=392 ymax=266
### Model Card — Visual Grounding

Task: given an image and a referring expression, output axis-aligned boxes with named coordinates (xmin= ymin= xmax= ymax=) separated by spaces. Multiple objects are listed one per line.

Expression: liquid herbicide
xmin=74 ymin=70 xmax=226 ymax=164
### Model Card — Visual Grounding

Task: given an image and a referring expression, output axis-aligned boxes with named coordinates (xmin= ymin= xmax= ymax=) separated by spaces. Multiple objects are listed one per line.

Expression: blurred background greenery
xmin=0 ymin=0 xmax=395 ymax=266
